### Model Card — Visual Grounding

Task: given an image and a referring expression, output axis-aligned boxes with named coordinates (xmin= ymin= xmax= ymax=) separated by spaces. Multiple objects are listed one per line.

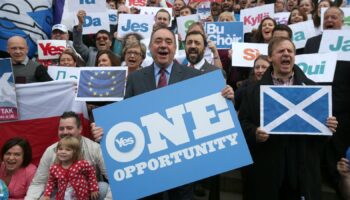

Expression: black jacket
xmin=238 ymin=65 xmax=327 ymax=200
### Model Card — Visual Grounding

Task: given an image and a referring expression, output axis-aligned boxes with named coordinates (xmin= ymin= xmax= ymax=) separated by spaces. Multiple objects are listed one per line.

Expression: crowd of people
xmin=1 ymin=0 xmax=350 ymax=199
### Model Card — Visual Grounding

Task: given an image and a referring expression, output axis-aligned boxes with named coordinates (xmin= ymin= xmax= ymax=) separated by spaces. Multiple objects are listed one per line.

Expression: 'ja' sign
xmin=319 ymin=30 xmax=350 ymax=61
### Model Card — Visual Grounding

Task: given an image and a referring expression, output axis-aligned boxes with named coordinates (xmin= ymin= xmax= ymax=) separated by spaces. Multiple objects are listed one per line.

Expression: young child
xmin=41 ymin=136 xmax=99 ymax=200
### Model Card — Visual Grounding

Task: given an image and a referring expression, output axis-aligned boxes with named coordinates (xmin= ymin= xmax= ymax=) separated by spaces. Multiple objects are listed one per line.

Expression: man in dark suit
xmin=304 ymin=6 xmax=350 ymax=191
xmin=92 ymin=26 xmax=234 ymax=200
xmin=125 ymin=27 xmax=233 ymax=99
xmin=239 ymin=37 xmax=338 ymax=200
xmin=125 ymin=27 xmax=201 ymax=98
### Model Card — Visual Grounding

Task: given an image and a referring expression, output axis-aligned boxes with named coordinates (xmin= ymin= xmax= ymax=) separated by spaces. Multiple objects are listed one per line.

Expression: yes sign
xmin=37 ymin=40 xmax=66 ymax=60
xmin=93 ymin=70 xmax=252 ymax=200
xmin=231 ymin=42 xmax=268 ymax=67
xmin=319 ymin=30 xmax=350 ymax=61
xmin=118 ymin=14 xmax=154 ymax=39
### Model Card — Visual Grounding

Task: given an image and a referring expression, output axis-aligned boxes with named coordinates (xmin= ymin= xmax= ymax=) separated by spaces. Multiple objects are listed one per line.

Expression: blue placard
xmin=93 ymin=70 xmax=252 ymax=200
xmin=346 ymin=147 xmax=350 ymax=161
xmin=205 ymin=22 xmax=244 ymax=49
xmin=260 ymin=85 xmax=332 ymax=135
xmin=0 ymin=58 xmax=18 ymax=120
xmin=0 ymin=58 xmax=14 ymax=83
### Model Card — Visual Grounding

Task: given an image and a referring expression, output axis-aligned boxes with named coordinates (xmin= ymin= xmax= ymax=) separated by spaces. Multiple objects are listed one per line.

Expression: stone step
xmin=195 ymin=169 xmax=341 ymax=200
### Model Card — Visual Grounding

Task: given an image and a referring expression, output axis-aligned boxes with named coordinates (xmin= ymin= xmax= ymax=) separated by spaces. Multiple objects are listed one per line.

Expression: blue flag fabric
xmin=260 ymin=85 xmax=332 ymax=135
xmin=77 ymin=69 xmax=126 ymax=98
xmin=0 ymin=0 xmax=53 ymax=58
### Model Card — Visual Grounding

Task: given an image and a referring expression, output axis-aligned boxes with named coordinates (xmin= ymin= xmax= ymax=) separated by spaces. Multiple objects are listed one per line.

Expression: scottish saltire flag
xmin=260 ymin=85 xmax=332 ymax=135
xmin=0 ymin=0 xmax=53 ymax=58
xmin=76 ymin=67 xmax=128 ymax=102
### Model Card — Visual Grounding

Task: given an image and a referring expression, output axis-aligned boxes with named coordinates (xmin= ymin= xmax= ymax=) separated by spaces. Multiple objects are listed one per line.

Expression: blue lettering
xmin=80 ymin=0 xmax=95 ymax=4
xmin=83 ymin=16 xmax=101 ymax=27
xmin=121 ymin=19 xmax=149 ymax=32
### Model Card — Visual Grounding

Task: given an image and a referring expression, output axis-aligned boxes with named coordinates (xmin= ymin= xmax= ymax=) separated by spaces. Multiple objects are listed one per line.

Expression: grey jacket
xmin=73 ymin=26 xmax=98 ymax=66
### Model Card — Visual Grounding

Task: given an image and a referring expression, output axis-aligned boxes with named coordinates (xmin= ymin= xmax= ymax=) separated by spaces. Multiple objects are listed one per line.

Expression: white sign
xmin=37 ymin=40 xmax=66 ymax=60
xmin=289 ymin=20 xmax=316 ymax=49
xmin=240 ymin=4 xmax=274 ymax=33
xmin=319 ymin=30 xmax=350 ymax=61
xmin=108 ymin=9 xmax=118 ymax=25
xmin=231 ymin=42 xmax=268 ymax=67
xmin=68 ymin=0 xmax=107 ymax=13
xmin=177 ymin=14 xmax=200 ymax=41
xmin=48 ymin=66 xmax=80 ymax=80
xmin=118 ymin=14 xmax=154 ymax=39
xmin=79 ymin=12 xmax=110 ymax=34
xmin=273 ymin=12 xmax=290 ymax=25
xmin=295 ymin=52 xmax=337 ymax=82
xmin=138 ymin=6 xmax=174 ymax=22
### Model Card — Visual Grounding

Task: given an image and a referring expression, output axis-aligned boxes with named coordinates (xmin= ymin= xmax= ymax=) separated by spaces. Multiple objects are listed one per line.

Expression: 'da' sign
xmin=205 ymin=22 xmax=243 ymax=49
xmin=48 ymin=66 xmax=80 ymax=81
xmin=81 ymin=12 xmax=110 ymax=34
xmin=118 ymin=14 xmax=154 ymax=39
xmin=231 ymin=42 xmax=268 ymax=67
xmin=319 ymin=30 xmax=350 ymax=61
xmin=93 ymin=70 xmax=252 ymax=200
xmin=37 ymin=40 xmax=66 ymax=60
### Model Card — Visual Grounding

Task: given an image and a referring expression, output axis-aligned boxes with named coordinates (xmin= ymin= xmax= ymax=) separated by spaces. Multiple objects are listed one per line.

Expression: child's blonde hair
xmin=55 ymin=136 xmax=82 ymax=163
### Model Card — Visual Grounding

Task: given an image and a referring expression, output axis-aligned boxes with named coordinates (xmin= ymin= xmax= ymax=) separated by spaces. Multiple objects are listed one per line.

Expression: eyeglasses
xmin=126 ymin=51 xmax=141 ymax=57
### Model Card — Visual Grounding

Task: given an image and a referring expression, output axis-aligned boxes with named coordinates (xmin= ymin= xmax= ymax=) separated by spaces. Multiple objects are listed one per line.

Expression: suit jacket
xmin=125 ymin=61 xmax=201 ymax=98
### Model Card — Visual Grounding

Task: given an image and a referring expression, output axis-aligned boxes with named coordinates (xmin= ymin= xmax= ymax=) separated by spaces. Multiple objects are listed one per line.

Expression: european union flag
xmin=77 ymin=67 xmax=127 ymax=101
xmin=260 ymin=85 xmax=332 ymax=135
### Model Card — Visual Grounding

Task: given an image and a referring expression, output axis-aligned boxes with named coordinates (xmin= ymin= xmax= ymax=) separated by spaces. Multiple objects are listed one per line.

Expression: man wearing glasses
xmin=73 ymin=10 xmax=113 ymax=66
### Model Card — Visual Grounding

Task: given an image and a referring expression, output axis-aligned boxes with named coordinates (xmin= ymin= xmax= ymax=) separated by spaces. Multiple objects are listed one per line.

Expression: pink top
xmin=0 ymin=162 xmax=37 ymax=200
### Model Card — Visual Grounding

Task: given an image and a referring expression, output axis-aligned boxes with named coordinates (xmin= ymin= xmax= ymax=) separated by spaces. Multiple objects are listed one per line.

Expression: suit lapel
xmin=169 ymin=62 xmax=184 ymax=85
xmin=200 ymin=61 xmax=210 ymax=72
xmin=142 ymin=65 xmax=157 ymax=90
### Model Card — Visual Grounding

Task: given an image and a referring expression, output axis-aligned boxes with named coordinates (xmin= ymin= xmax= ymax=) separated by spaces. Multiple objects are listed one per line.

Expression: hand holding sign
xmin=337 ymin=157 xmax=350 ymax=178
xmin=77 ymin=10 xmax=87 ymax=26
xmin=256 ymin=127 xmax=269 ymax=142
